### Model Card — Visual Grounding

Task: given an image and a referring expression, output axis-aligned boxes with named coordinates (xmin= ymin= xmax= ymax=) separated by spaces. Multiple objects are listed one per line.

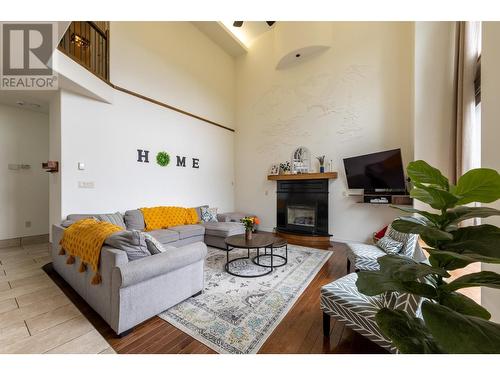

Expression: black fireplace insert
xmin=276 ymin=180 xmax=330 ymax=236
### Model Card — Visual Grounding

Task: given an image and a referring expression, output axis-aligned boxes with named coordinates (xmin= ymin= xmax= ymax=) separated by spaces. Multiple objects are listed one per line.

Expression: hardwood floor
xmin=45 ymin=239 xmax=386 ymax=354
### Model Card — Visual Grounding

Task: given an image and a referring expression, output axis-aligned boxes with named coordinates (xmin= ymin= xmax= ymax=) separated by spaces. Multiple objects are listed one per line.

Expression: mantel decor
xmin=291 ymin=146 xmax=311 ymax=174
xmin=267 ymin=172 xmax=338 ymax=181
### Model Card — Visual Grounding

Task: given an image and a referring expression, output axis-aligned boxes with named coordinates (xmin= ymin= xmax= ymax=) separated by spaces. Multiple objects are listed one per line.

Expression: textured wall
xmin=235 ymin=22 xmax=414 ymax=242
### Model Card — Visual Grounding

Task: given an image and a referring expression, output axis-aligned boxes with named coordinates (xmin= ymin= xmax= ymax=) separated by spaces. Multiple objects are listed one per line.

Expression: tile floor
xmin=0 ymin=243 xmax=114 ymax=354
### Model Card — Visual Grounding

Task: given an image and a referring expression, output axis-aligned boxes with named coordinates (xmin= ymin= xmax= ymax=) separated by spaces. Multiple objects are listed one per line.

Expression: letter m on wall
xmin=176 ymin=156 xmax=186 ymax=167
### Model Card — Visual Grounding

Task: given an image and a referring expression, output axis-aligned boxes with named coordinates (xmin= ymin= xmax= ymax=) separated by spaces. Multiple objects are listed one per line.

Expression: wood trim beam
xmin=110 ymin=84 xmax=235 ymax=133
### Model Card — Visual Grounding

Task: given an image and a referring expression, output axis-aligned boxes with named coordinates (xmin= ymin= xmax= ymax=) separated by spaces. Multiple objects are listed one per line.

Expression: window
xmin=472 ymin=24 xmax=482 ymax=170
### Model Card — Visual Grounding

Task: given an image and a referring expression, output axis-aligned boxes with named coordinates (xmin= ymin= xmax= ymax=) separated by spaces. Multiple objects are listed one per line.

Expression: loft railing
xmin=58 ymin=21 xmax=109 ymax=81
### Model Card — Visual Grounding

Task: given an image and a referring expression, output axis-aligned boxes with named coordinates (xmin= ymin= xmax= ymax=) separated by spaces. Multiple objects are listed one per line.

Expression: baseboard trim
xmin=0 ymin=234 xmax=49 ymax=248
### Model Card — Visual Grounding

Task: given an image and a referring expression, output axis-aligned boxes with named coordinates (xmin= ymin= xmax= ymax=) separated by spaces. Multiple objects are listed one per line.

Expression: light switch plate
xmin=78 ymin=162 xmax=85 ymax=170
xmin=78 ymin=181 xmax=95 ymax=189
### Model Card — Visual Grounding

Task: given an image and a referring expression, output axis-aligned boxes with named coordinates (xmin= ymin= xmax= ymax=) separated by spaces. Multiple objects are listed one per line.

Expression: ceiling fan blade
xmin=266 ymin=21 xmax=276 ymax=27
xmin=233 ymin=21 xmax=243 ymax=27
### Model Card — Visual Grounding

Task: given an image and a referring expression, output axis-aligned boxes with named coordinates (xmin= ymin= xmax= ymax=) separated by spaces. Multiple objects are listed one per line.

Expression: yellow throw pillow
xmin=141 ymin=206 xmax=188 ymax=231
xmin=185 ymin=208 xmax=199 ymax=224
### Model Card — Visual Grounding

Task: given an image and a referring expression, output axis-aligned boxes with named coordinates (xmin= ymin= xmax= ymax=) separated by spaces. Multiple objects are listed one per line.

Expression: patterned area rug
xmin=159 ymin=245 xmax=332 ymax=354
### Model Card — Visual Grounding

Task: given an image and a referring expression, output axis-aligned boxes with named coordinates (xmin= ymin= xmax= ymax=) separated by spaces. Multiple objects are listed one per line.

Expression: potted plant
xmin=317 ymin=155 xmax=326 ymax=173
xmin=356 ymin=160 xmax=500 ymax=353
xmin=240 ymin=216 xmax=260 ymax=240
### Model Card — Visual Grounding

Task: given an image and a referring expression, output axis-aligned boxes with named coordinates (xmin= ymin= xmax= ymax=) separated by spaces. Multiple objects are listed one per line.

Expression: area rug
xmin=159 ymin=245 xmax=332 ymax=354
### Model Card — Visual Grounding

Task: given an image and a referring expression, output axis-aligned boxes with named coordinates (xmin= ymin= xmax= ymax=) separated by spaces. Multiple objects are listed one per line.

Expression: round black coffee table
xmin=253 ymin=237 xmax=288 ymax=268
xmin=225 ymin=234 xmax=286 ymax=278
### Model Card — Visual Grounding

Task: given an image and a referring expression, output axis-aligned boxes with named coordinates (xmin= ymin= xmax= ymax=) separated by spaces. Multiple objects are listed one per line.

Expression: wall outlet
xmin=25 ymin=221 xmax=31 ymax=228
xmin=78 ymin=181 xmax=95 ymax=189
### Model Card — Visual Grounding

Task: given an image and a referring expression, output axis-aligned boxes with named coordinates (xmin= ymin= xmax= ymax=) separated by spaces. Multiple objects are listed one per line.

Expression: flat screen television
xmin=343 ymin=149 xmax=406 ymax=193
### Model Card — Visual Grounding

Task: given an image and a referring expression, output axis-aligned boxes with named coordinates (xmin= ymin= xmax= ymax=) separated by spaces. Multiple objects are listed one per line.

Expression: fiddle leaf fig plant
xmin=356 ymin=160 xmax=500 ymax=353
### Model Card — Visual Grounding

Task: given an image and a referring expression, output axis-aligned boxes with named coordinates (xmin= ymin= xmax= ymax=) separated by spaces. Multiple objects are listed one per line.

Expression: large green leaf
xmin=445 ymin=206 xmax=500 ymax=227
xmin=391 ymin=217 xmax=452 ymax=241
xmin=375 ymin=308 xmax=443 ymax=353
xmin=422 ymin=301 xmax=500 ymax=353
xmin=442 ymin=271 xmax=500 ymax=291
xmin=356 ymin=255 xmax=438 ymax=299
xmin=427 ymin=248 xmax=500 ymax=270
xmin=391 ymin=205 xmax=444 ymax=227
xmin=453 ymin=168 xmax=500 ymax=205
xmin=407 ymin=160 xmax=449 ymax=189
xmin=391 ymin=261 xmax=449 ymax=281
xmin=439 ymin=291 xmax=491 ymax=319
xmin=410 ymin=185 xmax=459 ymax=210
xmin=441 ymin=225 xmax=500 ymax=258
xmin=356 ymin=271 xmax=437 ymax=298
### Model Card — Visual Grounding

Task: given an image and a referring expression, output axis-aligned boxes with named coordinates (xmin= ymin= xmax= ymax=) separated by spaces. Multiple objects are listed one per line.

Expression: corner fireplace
xmin=276 ymin=179 xmax=330 ymax=236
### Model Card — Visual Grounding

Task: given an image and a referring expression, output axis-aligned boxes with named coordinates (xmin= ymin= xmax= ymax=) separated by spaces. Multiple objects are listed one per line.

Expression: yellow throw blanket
xmin=59 ymin=218 xmax=123 ymax=284
xmin=141 ymin=206 xmax=199 ymax=231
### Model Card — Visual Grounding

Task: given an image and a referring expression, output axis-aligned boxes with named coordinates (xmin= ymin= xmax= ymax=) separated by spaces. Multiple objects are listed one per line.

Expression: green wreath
xmin=156 ymin=151 xmax=170 ymax=167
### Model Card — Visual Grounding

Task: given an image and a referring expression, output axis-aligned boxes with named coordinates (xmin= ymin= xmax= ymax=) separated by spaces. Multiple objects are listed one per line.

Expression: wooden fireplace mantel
xmin=267 ymin=172 xmax=338 ymax=181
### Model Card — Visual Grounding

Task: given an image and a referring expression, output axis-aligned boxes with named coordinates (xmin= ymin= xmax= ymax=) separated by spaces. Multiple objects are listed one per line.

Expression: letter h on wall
xmin=137 ymin=149 xmax=149 ymax=163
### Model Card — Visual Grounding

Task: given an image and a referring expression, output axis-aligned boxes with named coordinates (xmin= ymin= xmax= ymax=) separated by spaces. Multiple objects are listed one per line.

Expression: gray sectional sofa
xmin=51 ymin=206 xmax=246 ymax=335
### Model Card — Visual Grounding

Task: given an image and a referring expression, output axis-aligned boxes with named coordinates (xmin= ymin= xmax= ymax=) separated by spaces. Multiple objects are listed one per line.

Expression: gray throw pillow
xmin=142 ymin=232 xmax=167 ymax=255
xmin=377 ymin=236 xmax=404 ymax=254
xmin=124 ymin=209 xmax=145 ymax=231
xmin=61 ymin=219 xmax=75 ymax=228
xmin=105 ymin=230 xmax=150 ymax=261
xmin=97 ymin=212 xmax=126 ymax=229
xmin=61 ymin=216 xmax=99 ymax=228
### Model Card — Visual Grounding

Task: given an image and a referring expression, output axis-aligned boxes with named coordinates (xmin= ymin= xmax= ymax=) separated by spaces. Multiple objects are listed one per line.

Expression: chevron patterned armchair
xmin=345 ymin=224 xmax=426 ymax=273
xmin=320 ymin=272 xmax=422 ymax=353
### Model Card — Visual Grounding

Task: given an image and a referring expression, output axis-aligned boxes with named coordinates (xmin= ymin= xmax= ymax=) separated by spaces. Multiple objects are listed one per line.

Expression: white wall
xmin=110 ymin=22 xmax=236 ymax=128
xmin=0 ymin=104 xmax=49 ymax=240
xmin=49 ymin=92 xmax=62 ymax=238
xmin=234 ymin=22 xmax=414 ymax=242
xmin=59 ymin=89 xmax=234 ymax=217
xmin=414 ymin=22 xmax=456 ymax=180
xmin=51 ymin=21 xmax=237 ymax=222
xmin=480 ymin=22 xmax=500 ymax=323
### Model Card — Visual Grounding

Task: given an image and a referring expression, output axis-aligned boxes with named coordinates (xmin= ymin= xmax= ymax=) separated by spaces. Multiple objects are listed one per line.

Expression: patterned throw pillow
xmin=200 ymin=207 xmax=218 ymax=223
xmin=142 ymin=232 xmax=167 ymax=255
xmin=377 ymin=235 xmax=404 ymax=254
xmin=387 ymin=225 xmax=419 ymax=258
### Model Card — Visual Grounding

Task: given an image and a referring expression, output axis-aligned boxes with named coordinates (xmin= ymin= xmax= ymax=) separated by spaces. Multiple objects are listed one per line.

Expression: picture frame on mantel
xmin=269 ymin=164 xmax=280 ymax=175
